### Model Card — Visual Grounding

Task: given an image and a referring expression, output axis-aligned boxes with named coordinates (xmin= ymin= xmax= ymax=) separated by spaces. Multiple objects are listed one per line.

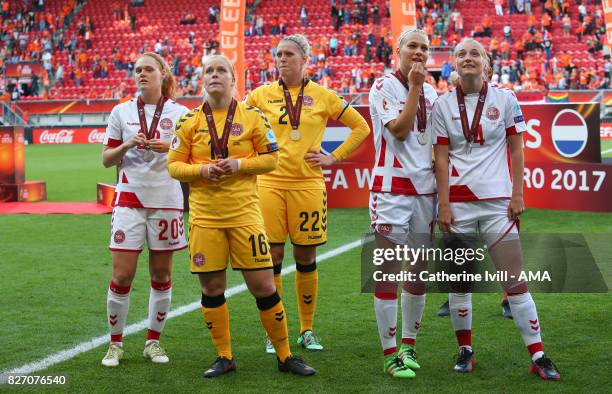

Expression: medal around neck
xmin=290 ymin=129 xmax=301 ymax=141
xmin=417 ymin=131 xmax=427 ymax=145
xmin=143 ymin=149 xmax=154 ymax=162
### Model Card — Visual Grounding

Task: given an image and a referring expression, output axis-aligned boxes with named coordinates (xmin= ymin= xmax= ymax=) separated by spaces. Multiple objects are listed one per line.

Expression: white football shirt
xmin=431 ymin=84 xmax=527 ymax=201
xmin=103 ymin=98 xmax=188 ymax=209
xmin=369 ymin=73 xmax=438 ymax=195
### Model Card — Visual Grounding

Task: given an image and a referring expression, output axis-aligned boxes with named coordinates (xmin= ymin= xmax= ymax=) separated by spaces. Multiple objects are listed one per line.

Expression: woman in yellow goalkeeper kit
xmin=245 ymin=34 xmax=370 ymax=352
xmin=168 ymin=54 xmax=315 ymax=378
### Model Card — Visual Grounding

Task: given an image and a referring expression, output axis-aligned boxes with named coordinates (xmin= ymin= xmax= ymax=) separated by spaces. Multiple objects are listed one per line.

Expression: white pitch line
xmin=602 ymin=148 xmax=612 ymax=155
xmin=2 ymin=239 xmax=363 ymax=376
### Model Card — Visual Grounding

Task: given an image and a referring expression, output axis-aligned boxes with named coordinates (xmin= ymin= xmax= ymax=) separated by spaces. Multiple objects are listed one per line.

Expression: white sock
xmin=507 ymin=292 xmax=543 ymax=361
xmin=400 ymin=291 xmax=425 ymax=346
xmin=107 ymin=281 xmax=131 ymax=344
xmin=147 ymin=280 xmax=172 ymax=342
xmin=449 ymin=293 xmax=472 ymax=348
xmin=374 ymin=294 xmax=398 ymax=355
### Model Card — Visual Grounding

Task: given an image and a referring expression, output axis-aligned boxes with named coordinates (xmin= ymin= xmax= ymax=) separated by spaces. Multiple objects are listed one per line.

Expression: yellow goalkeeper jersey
xmin=168 ymin=102 xmax=279 ymax=227
xmin=245 ymin=80 xmax=369 ymax=190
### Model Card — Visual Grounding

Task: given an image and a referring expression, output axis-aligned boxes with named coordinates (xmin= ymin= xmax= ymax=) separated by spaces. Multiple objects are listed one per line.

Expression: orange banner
xmin=390 ymin=0 xmax=417 ymax=49
xmin=219 ymin=0 xmax=246 ymax=98
xmin=0 ymin=126 xmax=25 ymax=184
xmin=604 ymin=0 xmax=612 ymax=53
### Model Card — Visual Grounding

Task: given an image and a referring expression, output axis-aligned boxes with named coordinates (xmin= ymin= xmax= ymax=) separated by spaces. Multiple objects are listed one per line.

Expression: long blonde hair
xmin=138 ymin=52 xmax=177 ymax=99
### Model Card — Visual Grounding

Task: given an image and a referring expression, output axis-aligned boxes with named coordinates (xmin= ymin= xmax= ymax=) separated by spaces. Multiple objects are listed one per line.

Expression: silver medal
xmin=417 ymin=132 xmax=427 ymax=145
xmin=290 ymin=129 xmax=301 ymax=141
xmin=143 ymin=149 xmax=154 ymax=162
xmin=465 ymin=142 xmax=472 ymax=155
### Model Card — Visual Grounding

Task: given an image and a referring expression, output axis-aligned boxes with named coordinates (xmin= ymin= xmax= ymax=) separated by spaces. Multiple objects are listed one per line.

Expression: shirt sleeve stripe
xmin=106 ymin=138 xmax=122 ymax=148
xmin=336 ymin=103 xmax=349 ymax=120
xmin=436 ymin=136 xmax=449 ymax=145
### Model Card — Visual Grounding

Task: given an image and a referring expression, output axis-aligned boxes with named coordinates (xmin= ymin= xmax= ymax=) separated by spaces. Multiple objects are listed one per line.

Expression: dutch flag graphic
xmin=551 ymin=109 xmax=588 ymax=158
xmin=321 ymin=127 xmax=351 ymax=155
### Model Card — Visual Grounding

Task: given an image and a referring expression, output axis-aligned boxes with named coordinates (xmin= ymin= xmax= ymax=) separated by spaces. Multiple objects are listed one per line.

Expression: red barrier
xmin=32 ymin=127 xmax=106 ymax=144
xmin=523 ymin=162 xmax=610 ymax=211
xmin=323 ymin=104 xmax=611 ymax=212
xmin=18 ymin=97 xmax=203 ymax=115
xmin=521 ymin=103 xmax=600 ymax=163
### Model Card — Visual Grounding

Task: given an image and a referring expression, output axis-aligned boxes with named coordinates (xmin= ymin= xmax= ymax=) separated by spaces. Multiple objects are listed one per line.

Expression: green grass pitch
xmin=1 ymin=144 xmax=610 ymax=393
xmin=602 ymin=140 xmax=612 ymax=159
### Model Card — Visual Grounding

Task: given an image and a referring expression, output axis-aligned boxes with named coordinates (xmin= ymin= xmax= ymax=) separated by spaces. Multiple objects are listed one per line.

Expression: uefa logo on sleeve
xmin=551 ymin=109 xmax=588 ymax=158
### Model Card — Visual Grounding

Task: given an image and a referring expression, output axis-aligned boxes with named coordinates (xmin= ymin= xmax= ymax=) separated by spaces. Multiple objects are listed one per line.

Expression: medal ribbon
xmin=281 ymin=79 xmax=305 ymax=130
xmin=394 ymin=70 xmax=427 ymax=134
xmin=137 ymin=95 xmax=168 ymax=141
xmin=202 ymin=98 xmax=238 ymax=159
xmin=456 ymin=81 xmax=488 ymax=144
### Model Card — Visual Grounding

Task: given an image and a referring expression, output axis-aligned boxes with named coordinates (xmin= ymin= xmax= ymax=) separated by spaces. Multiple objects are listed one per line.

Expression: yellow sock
xmin=296 ymin=262 xmax=318 ymax=333
xmin=257 ymin=292 xmax=291 ymax=362
xmin=274 ymin=273 xmax=283 ymax=298
xmin=201 ymin=294 xmax=232 ymax=359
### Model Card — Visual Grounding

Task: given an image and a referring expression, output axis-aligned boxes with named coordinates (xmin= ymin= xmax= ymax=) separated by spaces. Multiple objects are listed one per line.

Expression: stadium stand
xmin=0 ymin=0 xmax=608 ymax=103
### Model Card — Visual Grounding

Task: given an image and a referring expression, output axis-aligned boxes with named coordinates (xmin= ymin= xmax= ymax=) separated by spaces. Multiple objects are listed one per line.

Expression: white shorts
xmin=450 ymin=199 xmax=519 ymax=248
xmin=369 ymin=192 xmax=436 ymax=245
xmin=109 ymin=206 xmax=188 ymax=252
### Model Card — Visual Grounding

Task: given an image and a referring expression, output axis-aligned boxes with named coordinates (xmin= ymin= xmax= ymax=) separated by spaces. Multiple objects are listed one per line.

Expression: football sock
xmin=374 ymin=292 xmax=398 ymax=356
xmin=507 ymin=292 xmax=544 ymax=361
xmin=273 ymin=264 xmax=283 ymax=298
xmin=401 ymin=290 xmax=425 ymax=346
xmin=449 ymin=293 xmax=472 ymax=349
xmin=146 ymin=280 xmax=171 ymax=344
xmin=201 ymin=293 xmax=232 ymax=359
xmin=296 ymin=261 xmax=318 ymax=333
xmin=107 ymin=281 xmax=131 ymax=345
xmin=256 ymin=292 xmax=291 ymax=362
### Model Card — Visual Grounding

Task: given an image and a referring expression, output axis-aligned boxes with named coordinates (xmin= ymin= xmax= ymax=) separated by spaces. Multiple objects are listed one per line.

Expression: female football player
xmin=368 ymin=28 xmax=438 ymax=379
xmin=432 ymin=38 xmax=560 ymax=380
xmin=168 ymin=54 xmax=315 ymax=378
xmin=245 ymin=34 xmax=369 ymax=353
xmin=101 ymin=52 xmax=188 ymax=367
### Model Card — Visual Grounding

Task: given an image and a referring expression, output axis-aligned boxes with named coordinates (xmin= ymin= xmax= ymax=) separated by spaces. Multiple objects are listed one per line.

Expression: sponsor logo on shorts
xmin=377 ymin=224 xmax=393 ymax=236
xmin=254 ymin=257 xmax=271 ymax=263
xmin=114 ymin=230 xmax=126 ymax=244
xmin=486 ymin=106 xmax=500 ymax=121
xmin=230 ymin=123 xmax=243 ymax=136
xmin=308 ymin=234 xmax=323 ymax=240
xmin=160 ymin=118 xmax=173 ymax=130
xmin=193 ymin=252 xmax=205 ymax=267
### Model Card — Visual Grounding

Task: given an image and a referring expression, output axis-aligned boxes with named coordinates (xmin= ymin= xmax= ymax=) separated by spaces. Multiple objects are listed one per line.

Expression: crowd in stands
xmin=0 ymin=0 xmax=608 ymax=103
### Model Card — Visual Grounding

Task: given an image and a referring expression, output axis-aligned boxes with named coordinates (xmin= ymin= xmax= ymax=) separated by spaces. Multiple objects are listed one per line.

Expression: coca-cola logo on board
xmin=88 ymin=129 xmax=105 ymax=143
xmin=1 ymin=133 xmax=13 ymax=144
xmin=39 ymin=129 xmax=74 ymax=144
